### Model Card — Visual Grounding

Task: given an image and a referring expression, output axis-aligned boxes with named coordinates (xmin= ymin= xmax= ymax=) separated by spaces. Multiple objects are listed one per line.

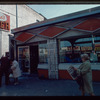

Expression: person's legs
xmin=0 ymin=70 xmax=3 ymax=87
xmin=80 ymin=86 xmax=85 ymax=96
xmin=81 ymin=89 xmax=85 ymax=96
xmin=14 ymin=77 xmax=19 ymax=85
xmin=5 ymin=70 xmax=10 ymax=85
xmin=89 ymin=92 xmax=95 ymax=96
xmin=0 ymin=76 xmax=2 ymax=87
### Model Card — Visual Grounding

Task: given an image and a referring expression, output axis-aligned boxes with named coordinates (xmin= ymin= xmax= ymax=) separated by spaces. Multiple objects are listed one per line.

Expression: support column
xmin=47 ymin=39 xmax=58 ymax=79
xmin=8 ymin=34 xmax=11 ymax=59
xmin=14 ymin=40 xmax=17 ymax=60
xmin=91 ymin=34 xmax=95 ymax=52
xmin=0 ymin=31 xmax=2 ymax=57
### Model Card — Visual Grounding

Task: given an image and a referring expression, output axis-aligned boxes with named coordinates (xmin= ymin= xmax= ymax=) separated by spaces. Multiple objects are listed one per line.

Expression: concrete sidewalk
xmin=0 ymin=74 xmax=100 ymax=96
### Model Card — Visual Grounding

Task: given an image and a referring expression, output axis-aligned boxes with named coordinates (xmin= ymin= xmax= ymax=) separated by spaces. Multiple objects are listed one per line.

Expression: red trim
xmin=58 ymin=70 xmax=72 ymax=80
xmin=92 ymin=70 xmax=100 ymax=81
xmin=74 ymin=18 xmax=100 ymax=31
xmin=38 ymin=69 xmax=48 ymax=79
xmin=37 ymin=69 xmax=100 ymax=81
xmin=59 ymin=69 xmax=100 ymax=82
xmin=39 ymin=26 xmax=66 ymax=38
xmin=16 ymin=32 xmax=34 ymax=42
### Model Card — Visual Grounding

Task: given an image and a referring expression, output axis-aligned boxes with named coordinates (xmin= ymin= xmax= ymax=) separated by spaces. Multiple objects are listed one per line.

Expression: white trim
xmin=37 ymin=64 xmax=48 ymax=69
xmin=58 ymin=63 xmax=100 ymax=70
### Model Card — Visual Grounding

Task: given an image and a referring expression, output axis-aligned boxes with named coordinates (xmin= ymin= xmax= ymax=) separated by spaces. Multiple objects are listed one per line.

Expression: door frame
xmin=29 ymin=45 xmax=39 ymax=74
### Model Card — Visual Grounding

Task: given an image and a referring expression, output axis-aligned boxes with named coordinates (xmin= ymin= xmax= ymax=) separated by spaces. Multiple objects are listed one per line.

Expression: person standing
xmin=73 ymin=54 xmax=95 ymax=96
xmin=0 ymin=55 xmax=11 ymax=87
xmin=11 ymin=59 xmax=21 ymax=85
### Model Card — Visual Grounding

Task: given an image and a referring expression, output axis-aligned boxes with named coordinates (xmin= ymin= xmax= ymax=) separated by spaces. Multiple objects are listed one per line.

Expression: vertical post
xmin=14 ymin=40 xmax=17 ymax=60
xmin=14 ymin=4 xmax=18 ymax=60
xmin=0 ymin=31 xmax=2 ymax=58
xmin=92 ymin=34 xmax=95 ymax=52
xmin=16 ymin=4 xmax=18 ymax=28
xmin=8 ymin=34 xmax=11 ymax=59
xmin=47 ymin=39 xmax=58 ymax=79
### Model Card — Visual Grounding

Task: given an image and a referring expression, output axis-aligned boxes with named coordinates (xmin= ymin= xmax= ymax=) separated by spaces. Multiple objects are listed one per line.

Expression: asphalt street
xmin=0 ymin=74 xmax=100 ymax=96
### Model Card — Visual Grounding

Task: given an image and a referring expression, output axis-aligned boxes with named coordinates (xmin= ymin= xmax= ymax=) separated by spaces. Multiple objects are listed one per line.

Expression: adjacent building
xmin=12 ymin=6 xmax=100 ymax=81
xmin=0 ymin=5 xmax=45 ymax=57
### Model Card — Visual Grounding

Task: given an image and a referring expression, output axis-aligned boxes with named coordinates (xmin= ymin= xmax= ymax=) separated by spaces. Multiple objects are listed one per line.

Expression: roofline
xmin=26 ymin=5 xmax=47 ymax=19
xmin=12 ymin=6 xmax=100 ymax=34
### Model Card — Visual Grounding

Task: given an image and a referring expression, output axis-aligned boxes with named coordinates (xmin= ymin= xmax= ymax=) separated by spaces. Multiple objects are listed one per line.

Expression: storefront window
xmin=59 ymin=36 xmax=100 ymax=63
xmin=39 ymin=43 xmax=48 ymax=63
xmin=74 ymin=43 xmax=92 ymax=62
xmin=18 ymin=46 xmax=30 ymax=72
xmin=59 ymin=41 xmax=74 ymax=63
xmin=94 ymin=42 xmax=100 ymax=62
xmin=75 ymin=37 xmax=100 ymax=63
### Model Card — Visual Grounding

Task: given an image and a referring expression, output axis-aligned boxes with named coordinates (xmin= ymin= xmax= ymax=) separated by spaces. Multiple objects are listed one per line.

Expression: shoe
xmin=14 ymin=82 xmax=19 ymax=85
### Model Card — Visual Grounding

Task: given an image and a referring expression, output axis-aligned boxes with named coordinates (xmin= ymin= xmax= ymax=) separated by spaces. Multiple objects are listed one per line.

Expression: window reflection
xmin=59 ymin=37 xmax=100 ymax=63
xmin=18 ymin=46 xmax=30 ymax=72
xmin=39 ymin=43 xmax=48 ymax=63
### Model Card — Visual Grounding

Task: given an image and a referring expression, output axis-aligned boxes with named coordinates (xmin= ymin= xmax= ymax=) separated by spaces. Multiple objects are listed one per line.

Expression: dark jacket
xmin=0 ymin=57 xmax=10 ymax=71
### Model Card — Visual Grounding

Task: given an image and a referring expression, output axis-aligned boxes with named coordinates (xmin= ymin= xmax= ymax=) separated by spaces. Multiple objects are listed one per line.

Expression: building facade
xmin=0 ymin=5 xmax=45 ymax=57
xmin=12 ymin=6 xmax=100 ymax=81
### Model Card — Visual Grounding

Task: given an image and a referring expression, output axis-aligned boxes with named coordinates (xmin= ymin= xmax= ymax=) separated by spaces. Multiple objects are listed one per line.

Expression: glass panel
xmin=76 ymin=37 xmax=100 ymax=63
xmin=59 ymin=41 xmax=73 ymax=63
xmin=75 ymin=43 xmax=92 ymax=62
xmin=59 ymin=40 xmax=93 ymax=63
xmin=75 ymin=37 xmax=92 ymax=42
xmin=18 ymin=46 xmax=30 ymax=72
xmin=94 ymin=42 xmax=100 ymax=62
xmin=59 ymin=36 xmax=100 ymax=63
xmin=39 ymin=43 xmax=48 ymax=63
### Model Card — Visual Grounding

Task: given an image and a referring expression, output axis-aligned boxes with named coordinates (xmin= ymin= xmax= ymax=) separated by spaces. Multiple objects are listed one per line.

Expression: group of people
xmin=0 ymin=53 xmax=95 ymax=96
xmin=0 ymin=55 xmax=21 ymax=87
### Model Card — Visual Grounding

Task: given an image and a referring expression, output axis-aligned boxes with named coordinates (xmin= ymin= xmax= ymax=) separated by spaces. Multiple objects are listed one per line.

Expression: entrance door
xmin=30 ymin=45 xmax=39 ymax=74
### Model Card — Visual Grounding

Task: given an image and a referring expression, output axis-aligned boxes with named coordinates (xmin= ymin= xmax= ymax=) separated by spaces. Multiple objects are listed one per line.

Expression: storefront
xmin=11 ymin=6 xmax=100 ymax=81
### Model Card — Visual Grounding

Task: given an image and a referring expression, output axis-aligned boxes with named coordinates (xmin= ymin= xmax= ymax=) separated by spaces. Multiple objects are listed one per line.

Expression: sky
xmin=28 ymin=4 xmax=100 ymax=19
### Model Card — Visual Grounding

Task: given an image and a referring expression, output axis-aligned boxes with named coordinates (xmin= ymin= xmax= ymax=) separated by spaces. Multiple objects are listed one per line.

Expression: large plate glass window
xmin=75 ymin=36 xmax=100 ymax=63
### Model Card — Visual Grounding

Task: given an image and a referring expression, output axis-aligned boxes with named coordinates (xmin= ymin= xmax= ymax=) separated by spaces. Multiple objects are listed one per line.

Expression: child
xmin=11 ymin=59 xmax=21 ymax=85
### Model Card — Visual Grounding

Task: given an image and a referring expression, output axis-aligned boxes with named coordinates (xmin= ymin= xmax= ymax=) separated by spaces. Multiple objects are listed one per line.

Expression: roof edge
xmin=12 ymin=6 xmax=100 ymax=34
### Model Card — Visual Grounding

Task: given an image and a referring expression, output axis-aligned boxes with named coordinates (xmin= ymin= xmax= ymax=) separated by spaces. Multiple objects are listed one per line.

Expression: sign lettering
xmin=0 ymin=21 xmax=10 ymax=30
xmin=0 ymin=12 xmax=10 ymax=31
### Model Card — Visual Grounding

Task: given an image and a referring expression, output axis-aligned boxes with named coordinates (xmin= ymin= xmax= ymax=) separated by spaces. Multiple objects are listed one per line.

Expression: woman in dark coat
xmin=74 ymin=54 xmax=95 ymax=96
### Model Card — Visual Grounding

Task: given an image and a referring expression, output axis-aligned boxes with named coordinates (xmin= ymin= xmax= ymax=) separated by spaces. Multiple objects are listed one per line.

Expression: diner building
xmin=11 ymin=6 xmax=100 ymax=81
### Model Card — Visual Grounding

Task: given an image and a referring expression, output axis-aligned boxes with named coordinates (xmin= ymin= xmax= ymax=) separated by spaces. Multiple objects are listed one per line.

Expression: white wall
xmin=1 ymin=31 xmax=9 ymax=56
xmin=0 ymin=5 xmax=44 ymax=31
xmin=0 ymin=31 xmax=2 ymax=57
xmin=0 ymin=4 xmax=45 ymax=57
